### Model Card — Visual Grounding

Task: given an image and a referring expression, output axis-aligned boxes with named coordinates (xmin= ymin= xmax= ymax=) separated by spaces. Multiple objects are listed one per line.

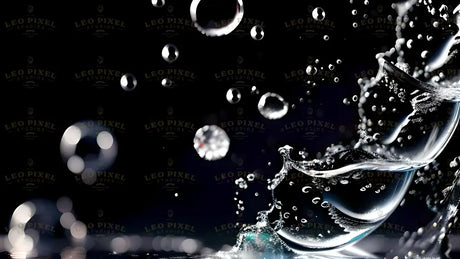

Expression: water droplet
xmin=247 ymin=173 xmax=255 ymax=182
xmin=257 ymin=92 xmax=289 ymax=120
xmin=321 ymin=201 xmax=330 ymax=208
xmin=312 ymin=197 xmax=321 ymax=204
xmin=254 ymin=192 xmax=259 ymax=197
xmin=364 ymin=0 xmax=369 ymax=5
xmin=336 ymin=59 xmax=342 ymax=64
xmin=289 ymin=181 xmax=294 ymax=186
xmin=161 ymin=78 xmax=174 ymax=88
xmin=312 ymin=7 xmax=326 ymax=21
xmin=162 ymin=44 xmax=179 ymax=63
xmin=340 ymin=179 xmax=349 ymax=185
xmin=151 ymin=0 xmax=165 ymax=8
xmin=351 ymin=9 xmax=358 ymax=15
xmin=120 ymin=73 xmax=137 ymax=92
xmin=292 ymin=206 xmax=298 ymax=211
xmin=283 ymin=212 xmax=290 ymax=219
xmin=360 ymin=187 xmax=366 ymax=192
xmin=302 ymin=186 xmax=312 ymax=193
xmin=352 ymin=22 xmax=358 ymax=28
xmin=421 ymin=50 xmax=429 ymax=59
xmin=226 ymin=88 xmax=242 ymax=104
xmin=352 ymin=95 xmax=358 ymax=102
xmin=306 ymin=65 xmax=318 ymax=75
xmin=301 ymin=218 xmax=307 ymax=224
xmin=328 ymin=64 xmax=335 ymax=71
xmin=333 ymin=77 xmax=340 ymax=83
xmin=250 ymin=25 xmax=264 ymax=40
xmin=193 ymin=125 xmax=230 ymax=161
xmin=323 ymin=35 xmax=330 ymax=41
xmin=343 ymin=98 xmax=350 ymax=105
xmin=250 ymin=85 xmax=259 ymax=95
xmin=61 ymin=122 xmax=118 ymax=178
xmin=190 ymin=0 xmax=244 ymax=37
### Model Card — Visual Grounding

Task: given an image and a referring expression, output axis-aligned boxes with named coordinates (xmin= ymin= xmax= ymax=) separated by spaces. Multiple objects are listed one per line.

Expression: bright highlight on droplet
xmin=70 ymin=221 xmax=87 ymax=240
xmin=312 ymin=7 xmax=326 ymax=21
xmin=226 ymin=88 xmax=241 ymax=104
xmin=250 ymin=25 xmax=264 ymax=40
xmin=151 ymin=0 xmax=165 ymax=8
xmin=62 ymin=126 xmax=81 ymax=145
xmin=190 ymin=0 xmax=244 ymax=37
xmin=97 ymin=131 xmax=114 ymax=150
xmin=67 ymin=155 xmax=85 ymax=174
xmin=120 ymin=73 xmax=137 ymax=92
xmin=193 ymin=125 xmax=230 ymax=161
xmin=162 ymin=44 xmax=179 ymax=63
xmin=257 ymin=92 xmax=289 ymax=120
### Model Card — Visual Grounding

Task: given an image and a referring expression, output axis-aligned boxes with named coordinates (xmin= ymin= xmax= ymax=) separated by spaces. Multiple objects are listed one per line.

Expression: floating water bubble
xmin=193 ymin=125 xmax=230 ymax=161
xmin=306 ymin=65 xmax=317 ymax=75
xmin=323 ymin=35 xmax=330 ymax=41
xmin=60 ymin=121 xmax=118 ymax=180
xmin=250 ymin=85 xmax=259 ymax=95
xmin=120 ymin=73 xmax=137 ymax=92
xmin=257 ymin=92 xmax=289 ymax=120
xmin=343 ymin=98 xmax=350 ymax=105
xmin=336 ymin=59 xmax=342 ymax=64
xmin=352 ymin=22 xmax=358 ymax=28
xmin=162 ymin=44 xmax=179 ymax=63
xmin=151 ymin=0 xmax=165 ymax=8
xmin=226 ymin=88 xmax=242 ymax=104
xmin=190 ymin=0 xmax=244 ymax=37
xmin=161 ymin=78 xmax=174 ymax=88
xmin=328 ymin=64 xmax=335 ymax=71
xmin=351 ymin=9 xmax=358 ymax=15
xmin=250 ymin=25 xmax=264 ymax=40
xmin=333 ymin=77 xmax=340 ymax=83
xmin=312 ymin=7 xmax=326 ymax=21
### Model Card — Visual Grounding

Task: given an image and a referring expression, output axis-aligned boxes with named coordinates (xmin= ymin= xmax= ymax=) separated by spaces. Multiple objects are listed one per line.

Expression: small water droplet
xmin=193 ymin=125 xmax=230 ymax=161
xmin=120 ymin=73 xmax=137 ymax=92
xmin=302 ymin=186 xmax=312 ymax=193
xmin=352 ymin=95 xmax=358 ymax=102
xmin=336 ymin=59 xmax=342 ymax=64
xmin=250 ymin=85 xmax=259 ymax=95
xmin=292 ymin=206 xmax=298 ymax=211
xmin=161 ymin=78 xmax=174 ymax=88
xmin=312 ymin=7 xmax=326 ymax=21
xmin=352 ymin=22 xmax=358 ymax=28
xmin=328 ymin=64 xmax=335 ymax=70
xmin=226 ymin=88 xmax=242 ymax=104
xmin=283 ymin=212 xmax=290 ymax=219
xmin=340 ymin=179 xmax=349 ymax=185
xmin=320 ymin=201 xmax=330 ymax=208
xmin=421 ymin=50 xmax=429 ymax=59
xmin=151 ymin=0 xmax=165 ymax=8
xmin=301 ymin=218 xmax=307 ymax=224
xmin=343 ymin=98 xmax=350 ymax=105
xmin=351 ymin=9 xmax=358 ymax=15
xmin=257 ymin=92 xmax=289 ymax=120
xmin=250 ymin=25 xmax=264 ymax=40
xmin=323 ymin=35 xmax=330 ymax=41
xmin=312 ymin=197 xmax=321 ymax=204
xmin=333 ymin=77 xmax=339 ymax=83
xmin=162 ymin=44 xmax=179 ymax=63
xmin=364 ymin=0 xmax=369 ymax=5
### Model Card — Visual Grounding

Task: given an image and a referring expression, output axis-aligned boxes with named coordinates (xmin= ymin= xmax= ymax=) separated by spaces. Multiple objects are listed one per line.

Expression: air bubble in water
xmin=312 ymin=7 xmax=326 ymax=21
xmin=257 ymin=92 xmax=289 ymax=120
xmin=193 ymin=125 xmax=230 ymax=161
xmin=247 ymin=173 xmax=255 ymax=181
xmin=323 ymin=35 xmax=330 ymax=41
xmin=61 ymin=121 xmax=118 ymax=181
xmin=250 ymin=25 xmax=264 ymax=40
xmin=161 ymin=78 xmax=174 ymax=88
xmin=162 ymin=44 xmax=179 ymax=63
xmin=190 ymin=0 xmax=244 ymax=37
xmin=328 ymin=64 xmax=335 ymax=70
xmin=336 ymin=59 xmax=342 ymax=64
xmin=151 ymin=0 xmax=165 ymax=8
xmin=353 ymin=22 xmax=358 ymax=28
xmin=306 ymin=65 xmax=317 ymax=75
xmin=120 ymin=73 xmax=137 ymax=92
xmin=351 ymin=9 xmax=358 ymax=15
xmin=334 ymin=77 xmax=340 ymax=83
xmin=226 ymin=88 xmax=242 ymax=104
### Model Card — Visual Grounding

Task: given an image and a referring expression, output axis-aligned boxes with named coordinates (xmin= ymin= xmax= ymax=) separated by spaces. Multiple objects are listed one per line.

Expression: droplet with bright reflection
xmin=190 ymin=0 xmax=244 ymax=37
xmin=70 ymin=221 xmax=87 ymax=240
xmin=61 ymin=121 xmax=118 ymax=180
xmin=193 ymin=125 xmax=230 ymax=161
xmin=312 ymin=7 xmax=326 ymax=21
xmin=151 ymin=0 xmax=165 ymax=8
xmin=162 ymin=44 xmax=179 ymax=63
xmin=250 ymin=25 xmax=264 ymax=40
xmin=226 ymin=88 xmax=241 ymax=104
xmin=257 ymin=92 xmax=289 ymax=120
xmin=161 ymin=78 xmax=174 ymax=88
xmin=120 ymin=73 xmax=137 ymax=92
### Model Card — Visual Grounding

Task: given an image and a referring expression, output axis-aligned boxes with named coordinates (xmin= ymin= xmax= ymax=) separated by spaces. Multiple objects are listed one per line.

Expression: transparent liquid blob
xmin=120 ymin=73 xmax=137 ymax=92
xmin=226 ymin=87 xmax=241 ymax=104
xmin=190 ymin=0 xmax=244 ymax=37
xmin=312 ymin=7 xmax=326 ymax=22
xmin=193 ymin=125 xmax=230 ymax=161
xmin=257 ymin=92 xmax=289 ymax=120
xmin=161 ymin=44 xmax=179 ymax=63
xmin=151 ymin=0 xmax=165 ymax=8
xmin=60 ymin=121 xmax=118 ymax=185
xmin=250 ymin=25 xmax=264 ymax=40
xmin=228 ymin=1 xmax=460 ymax=255
xmin=161 ymin=78 xmax=174 ymax=88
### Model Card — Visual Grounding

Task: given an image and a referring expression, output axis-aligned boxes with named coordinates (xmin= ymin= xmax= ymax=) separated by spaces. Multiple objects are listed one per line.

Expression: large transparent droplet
xmin=161 ymin=44 xmax=179 ymax=63
xmin=312 ymin=7 xmax=326 ymax=21
xmin=60 ymin=121 xmax=118 ymax=182
xmin=120 ymin=73 xmax=137 ymax=92
xmin=250 ymin=25 xmax=264 ymax=40
xmin=226 ymin=88 xmax=242 ymax=104
xmin=257 ymin=92 xmax=289 ymax=120
xmin=193 ymin=125 xmax=230 ymax=161
xmin=190 ymin=0 xmax=244 ymax=37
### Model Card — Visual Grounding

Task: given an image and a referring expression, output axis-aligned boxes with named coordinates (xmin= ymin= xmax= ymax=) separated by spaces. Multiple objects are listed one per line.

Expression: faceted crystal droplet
xmin=190 ymin=0 xmax=244 ymax=37
xmin=250 ymin=25 xmax=264 ymax=40
xmin=312 ymin=7 xmax=326 ymax=21
xmin=226 ymin=88 xmax=242 ymax=104
xmin=257 ymin=92 xmax=289 ymax=120
xmin=162 ymin=44 xmax=179 ymax=63
xmin=120 ymin=73 xmax=137 ymax=92
xmin=193 ymin=125 xmax=230 ymax=161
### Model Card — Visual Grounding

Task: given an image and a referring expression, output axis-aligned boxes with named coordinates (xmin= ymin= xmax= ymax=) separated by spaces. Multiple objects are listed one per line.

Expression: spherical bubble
xmin=120 ymin=73 xmax=137 ymax=92
xmin=151 ymin=0 xmax=165 ymax=8
xmin=190 ymin=0 xmax=244 ymax=37
xmin=257 ymin=92 xmax=289 ymax=120
xmin=323 ymin=35 xmax=329 ymax=41
xmin=162 ymin=44 xmax=179 ymax=63
xmin=193 ymin=125 xmax=230 ymax=161
xmin=312 ymin=7 xmax=326 ymax=21
xmin=250 ymin=25 xmax=264 ymax=40
xmin=60 ymin=121 xmax=118 ymax=179
xmin=161 ymin=78 xmax=174 ymax=88
xmin=226 ymin=88 xmax=242 ymax=104
xmin=306 ymin=65 xmax=317 ymax=75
